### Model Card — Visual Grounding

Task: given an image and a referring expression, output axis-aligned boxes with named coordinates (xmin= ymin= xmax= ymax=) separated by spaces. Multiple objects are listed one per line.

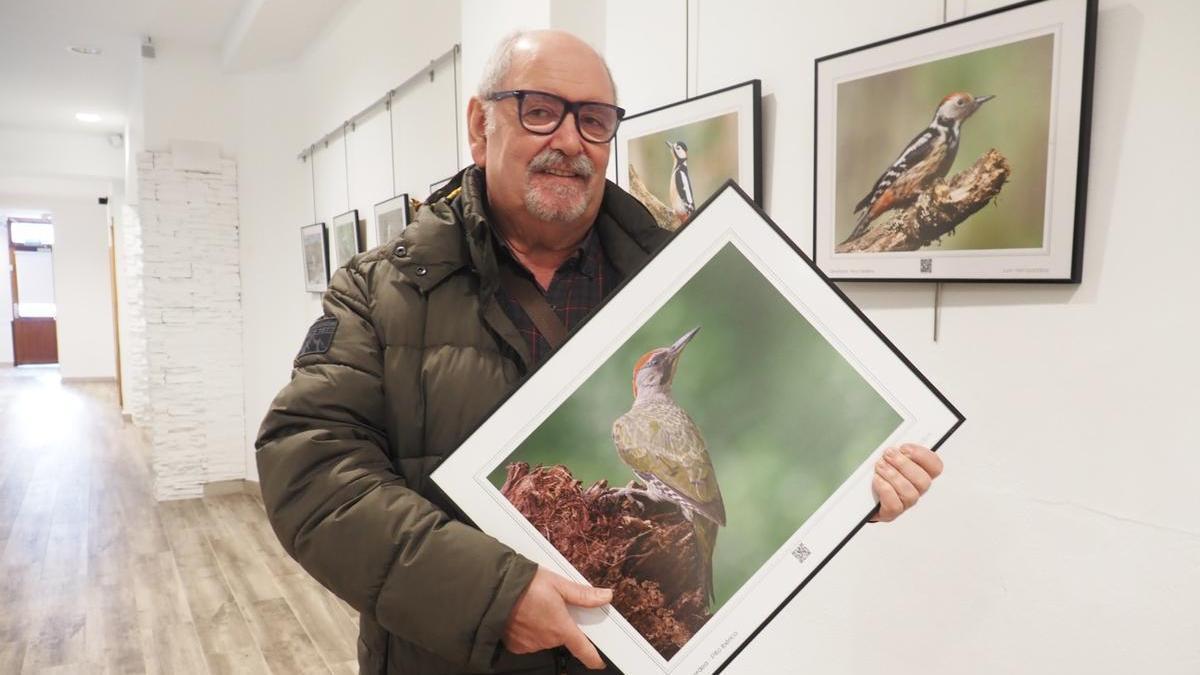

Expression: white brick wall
xmin=134 ymin=150 xmax=246 ymax=500
xmin=119 ymin=203 xmax=150 ymax=426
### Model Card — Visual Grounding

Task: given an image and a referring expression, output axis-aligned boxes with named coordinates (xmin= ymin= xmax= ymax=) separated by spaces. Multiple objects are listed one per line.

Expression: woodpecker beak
xmin=974 ymin=94 xmax=995 ymax=107
xmin=669 ymin=326 xmax=700 ymax=356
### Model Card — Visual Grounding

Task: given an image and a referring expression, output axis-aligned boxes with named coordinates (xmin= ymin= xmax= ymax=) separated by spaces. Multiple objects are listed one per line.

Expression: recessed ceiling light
xmin=68 ymin=45 xmax=102 ymax=56
xmin=75 ymin=112 xmax=101 ymax=123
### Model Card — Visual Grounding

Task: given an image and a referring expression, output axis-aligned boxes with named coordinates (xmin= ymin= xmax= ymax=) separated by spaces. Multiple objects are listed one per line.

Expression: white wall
xmin=0 ymin=194 xmax=116 ymax=378
xmin=0 ymin=128 xmax=124 ymax=182
xmin=236 ymin=0 xmax=463 ymax=481
xmin=141 ymin=44 xmax=238 ymax=154
xmin=228 ymin=0 xmax=1200 ymax=670
xmin=605 ymin=1 xmax=1197 ymax=673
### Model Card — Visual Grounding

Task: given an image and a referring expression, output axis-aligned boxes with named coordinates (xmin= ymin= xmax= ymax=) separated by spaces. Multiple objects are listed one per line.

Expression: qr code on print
xmin=791 ymin=542 xmax=811 ymax=563
xmin=920 ymin=258 xmax=933 ymax=273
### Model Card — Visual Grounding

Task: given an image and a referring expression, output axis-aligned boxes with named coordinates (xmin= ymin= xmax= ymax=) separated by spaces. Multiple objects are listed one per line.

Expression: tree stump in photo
xmin=628 ymin=165 xmax=683 ymax=232
xmin=500 ymin=463 xmax=711 ymax=659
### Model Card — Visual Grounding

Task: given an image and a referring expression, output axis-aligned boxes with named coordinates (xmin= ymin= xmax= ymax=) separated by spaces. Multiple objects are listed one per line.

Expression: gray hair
xmin=478 ymin=30 xmax=618 ymax=135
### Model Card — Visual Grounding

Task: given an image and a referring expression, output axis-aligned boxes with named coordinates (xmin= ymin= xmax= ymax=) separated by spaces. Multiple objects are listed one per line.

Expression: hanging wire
xmin=453 ymin=45 xmax=462 ymax=170
xmin=388 ymin=93 xmax=397 ymax=196
xmin=309 ymin=145 xmax=317 ymax=223
xmin=693 ymin=0 xmax=700 ymax=97
xmin=933 ymin=0 xmax=949 ymax=342
xmin=684 ymin=0 xmax=690 ymax=98
xmin=343 ymin=122 xmax=351 ymax=210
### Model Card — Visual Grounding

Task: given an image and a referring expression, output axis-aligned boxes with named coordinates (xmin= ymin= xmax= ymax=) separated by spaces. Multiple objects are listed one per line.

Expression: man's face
xmin=470 ymin=37 xmax=614 ymax=230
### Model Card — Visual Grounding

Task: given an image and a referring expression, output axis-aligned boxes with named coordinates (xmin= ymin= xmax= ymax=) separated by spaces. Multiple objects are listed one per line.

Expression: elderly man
xmin=256 ymin=30 xmax=943 ymax=675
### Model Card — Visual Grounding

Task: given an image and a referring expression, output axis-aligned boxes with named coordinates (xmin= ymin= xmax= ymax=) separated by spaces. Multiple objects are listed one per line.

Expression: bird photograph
xmin=625 ymin=110 xmax=739 ymax=231
xmin=842 ymin=91 xmax=995 ymax=246
xmin=832 ymin=32 xmax=1055 ymax=252
xmin=611 ymin=326 xmax=726 ymax=603
xmin=490 ymin=243 xmax=902 ymax=657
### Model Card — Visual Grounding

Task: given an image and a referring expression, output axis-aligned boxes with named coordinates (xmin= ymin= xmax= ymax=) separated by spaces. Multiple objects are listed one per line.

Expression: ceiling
xmin=0 ymin=0 xmax=346 ymax=135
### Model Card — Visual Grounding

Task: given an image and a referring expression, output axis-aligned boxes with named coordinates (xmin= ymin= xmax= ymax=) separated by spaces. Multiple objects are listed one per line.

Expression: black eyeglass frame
xmin=485 ymin=89 xmax=627 ymax=144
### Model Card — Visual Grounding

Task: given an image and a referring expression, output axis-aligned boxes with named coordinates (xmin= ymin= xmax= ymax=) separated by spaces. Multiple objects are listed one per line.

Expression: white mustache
xmin=528 ymin=149 xmax=594 ymax=179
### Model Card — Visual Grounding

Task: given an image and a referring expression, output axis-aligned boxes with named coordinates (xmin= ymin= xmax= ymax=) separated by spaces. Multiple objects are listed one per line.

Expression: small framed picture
xmin=429 ymin=174 xmax=454 ymax=196
xmin=299 ymin=222 xmax=329 ymax=293
xmin=433 ymin=183 xmax=962 ymax=674
xmin=813 ymin=0 xmax=1096 ymax=281
xmin=331 ymin=209 xmax=360 ymax=268
xmin=615 ymin=80 xmax=761 ymax=231
xmin=374 ymin=194 xmax=411 ymax=246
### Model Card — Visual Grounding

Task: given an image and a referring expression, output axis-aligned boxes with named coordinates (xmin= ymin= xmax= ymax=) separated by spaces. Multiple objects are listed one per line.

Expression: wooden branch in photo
xmin=629 ymin=165 xmax=683 ymax=231
xmin=501 ymin=463 xmax=710 ymax=659
xmin=836 ymin=149 xmax=1012 ymax=254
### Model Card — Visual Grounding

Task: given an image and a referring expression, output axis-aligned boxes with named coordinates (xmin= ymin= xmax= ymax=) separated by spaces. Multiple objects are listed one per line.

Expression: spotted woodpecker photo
xmin=833 ymin=33 xmax=1054 ymax=252
xmin=625 ymin=111 xmax=739 ymax=232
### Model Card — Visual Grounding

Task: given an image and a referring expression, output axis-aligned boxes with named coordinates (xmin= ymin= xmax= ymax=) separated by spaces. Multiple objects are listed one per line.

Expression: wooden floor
xmin=0 ymin=366 xmax=360 ymax=674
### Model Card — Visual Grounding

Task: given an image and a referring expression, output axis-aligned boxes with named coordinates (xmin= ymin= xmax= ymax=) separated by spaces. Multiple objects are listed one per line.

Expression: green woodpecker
xmin=611 ymin=326 xmax=726 ymax=603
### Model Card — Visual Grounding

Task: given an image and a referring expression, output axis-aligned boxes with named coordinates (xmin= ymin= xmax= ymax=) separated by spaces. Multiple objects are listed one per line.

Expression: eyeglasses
xmin=486 ymin=90 xmax=626 ymax=144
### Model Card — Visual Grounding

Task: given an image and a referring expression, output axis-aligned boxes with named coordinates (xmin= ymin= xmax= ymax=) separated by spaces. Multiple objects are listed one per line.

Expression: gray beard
xmin=524 ymin=182 xmax=589 ymax=222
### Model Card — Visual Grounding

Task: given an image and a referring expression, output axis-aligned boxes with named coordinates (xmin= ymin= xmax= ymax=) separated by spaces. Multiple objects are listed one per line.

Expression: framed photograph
xmin=374 ymin=194 xmax=410 ymax=246
xmin=433 ymin=183 xmax=963 ymax=674
xmin=813 ymin=0 xmax=1096 ymax=281
xmin=331 ymin=209 xmax=360 ymax=268
xmin=299 ymin=222 xmax=329 ymax=293
xmin=614 ymin=80 xmax=761 ymax=231
xmin=429 ymin=174 xmax=454 ymax=195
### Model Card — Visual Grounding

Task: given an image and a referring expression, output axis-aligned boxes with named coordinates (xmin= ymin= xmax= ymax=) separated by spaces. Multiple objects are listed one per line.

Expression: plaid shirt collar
xmin=492 ymin=226 xmax=604 ymax=284
xmin=491 ymin=223 xmax=619 ymax=368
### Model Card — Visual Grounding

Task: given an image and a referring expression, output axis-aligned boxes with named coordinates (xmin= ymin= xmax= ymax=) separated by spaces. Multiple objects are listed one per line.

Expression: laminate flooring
xmin=0 ymin=366 xmax=360 ymax=674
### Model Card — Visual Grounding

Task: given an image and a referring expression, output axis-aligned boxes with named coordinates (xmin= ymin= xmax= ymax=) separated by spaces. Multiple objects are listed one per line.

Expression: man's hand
xmin=871 ymin=443 xmax=943 ymax=523
xmin=502 ymin=566 xmax=612 ymax=669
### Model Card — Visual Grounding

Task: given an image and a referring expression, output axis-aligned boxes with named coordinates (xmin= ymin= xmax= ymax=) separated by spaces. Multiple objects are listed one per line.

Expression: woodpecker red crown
xmin=631 ymin=350 xmax=661 ymax=398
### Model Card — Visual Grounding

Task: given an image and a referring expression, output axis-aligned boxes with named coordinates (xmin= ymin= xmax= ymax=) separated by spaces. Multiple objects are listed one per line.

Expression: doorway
xmin=8 ymin=217 xmax=58 ymax=366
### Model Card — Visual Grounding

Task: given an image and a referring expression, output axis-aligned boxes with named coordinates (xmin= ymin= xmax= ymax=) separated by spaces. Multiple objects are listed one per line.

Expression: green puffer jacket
xmin=256 ymin=166 xmax=669 ymax=674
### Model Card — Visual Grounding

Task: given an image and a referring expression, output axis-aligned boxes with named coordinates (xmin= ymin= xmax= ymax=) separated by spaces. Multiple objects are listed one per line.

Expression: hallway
xmin=0 ymin=367 xmax=358 ymax=674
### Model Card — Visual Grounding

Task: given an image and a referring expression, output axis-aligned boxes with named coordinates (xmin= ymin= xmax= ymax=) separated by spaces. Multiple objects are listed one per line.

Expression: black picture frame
xmin=614 ymin=79 xmax=762 ymax=232
xmin=432 ymin=181 xmax=963 ymax=675
xmin=812 ymin=0 xmax=1096 ymax=282
xmin=331 ymin=209 xmax=360 ymax=269
xmin=300 ymin=222 xmax=329 ymax=293
xmin=374 ymin=194 xmax=411 ymax=246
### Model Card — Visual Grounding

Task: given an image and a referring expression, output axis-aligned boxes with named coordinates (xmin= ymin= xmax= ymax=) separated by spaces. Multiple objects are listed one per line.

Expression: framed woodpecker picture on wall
xmin=373 ymin=193 xmax=411 ymax=247
xmin=614 ymin=79 xmax=762 ymax=232
xmin=433 ymin=183 xmax=963 ymax=675
xmin=299 ymin=221 xmax=329 ymax=293
xmin=813 ymin=0 xmax=1097 ymax=282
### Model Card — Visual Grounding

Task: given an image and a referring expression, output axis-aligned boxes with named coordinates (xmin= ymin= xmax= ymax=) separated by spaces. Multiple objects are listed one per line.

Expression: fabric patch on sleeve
xmin=298 ymin=315 xmax=339 ymax=357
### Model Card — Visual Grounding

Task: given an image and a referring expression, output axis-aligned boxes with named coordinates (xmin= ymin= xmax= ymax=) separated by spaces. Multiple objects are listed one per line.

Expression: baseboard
xmin=61 ymin=376 xmax=118 ymax=383
xmin=203 ymin=479 xmax=262 ymax=500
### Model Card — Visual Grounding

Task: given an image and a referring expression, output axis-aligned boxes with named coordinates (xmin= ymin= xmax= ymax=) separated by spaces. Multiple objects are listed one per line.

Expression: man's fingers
xmin=872 ymin=473 xmax=902 ymax=522
xmin=901 ymin=444 xmax=943 ymax=478
xmin=555 ymin=577 xmax=613 ymax=608
xmin=878 ymin=458 xmax=920 ymax=508
xmin=563 ymin=625 xmax=605 ymax=670
xmin=884 ymin=447 xmax=932 ymax=494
